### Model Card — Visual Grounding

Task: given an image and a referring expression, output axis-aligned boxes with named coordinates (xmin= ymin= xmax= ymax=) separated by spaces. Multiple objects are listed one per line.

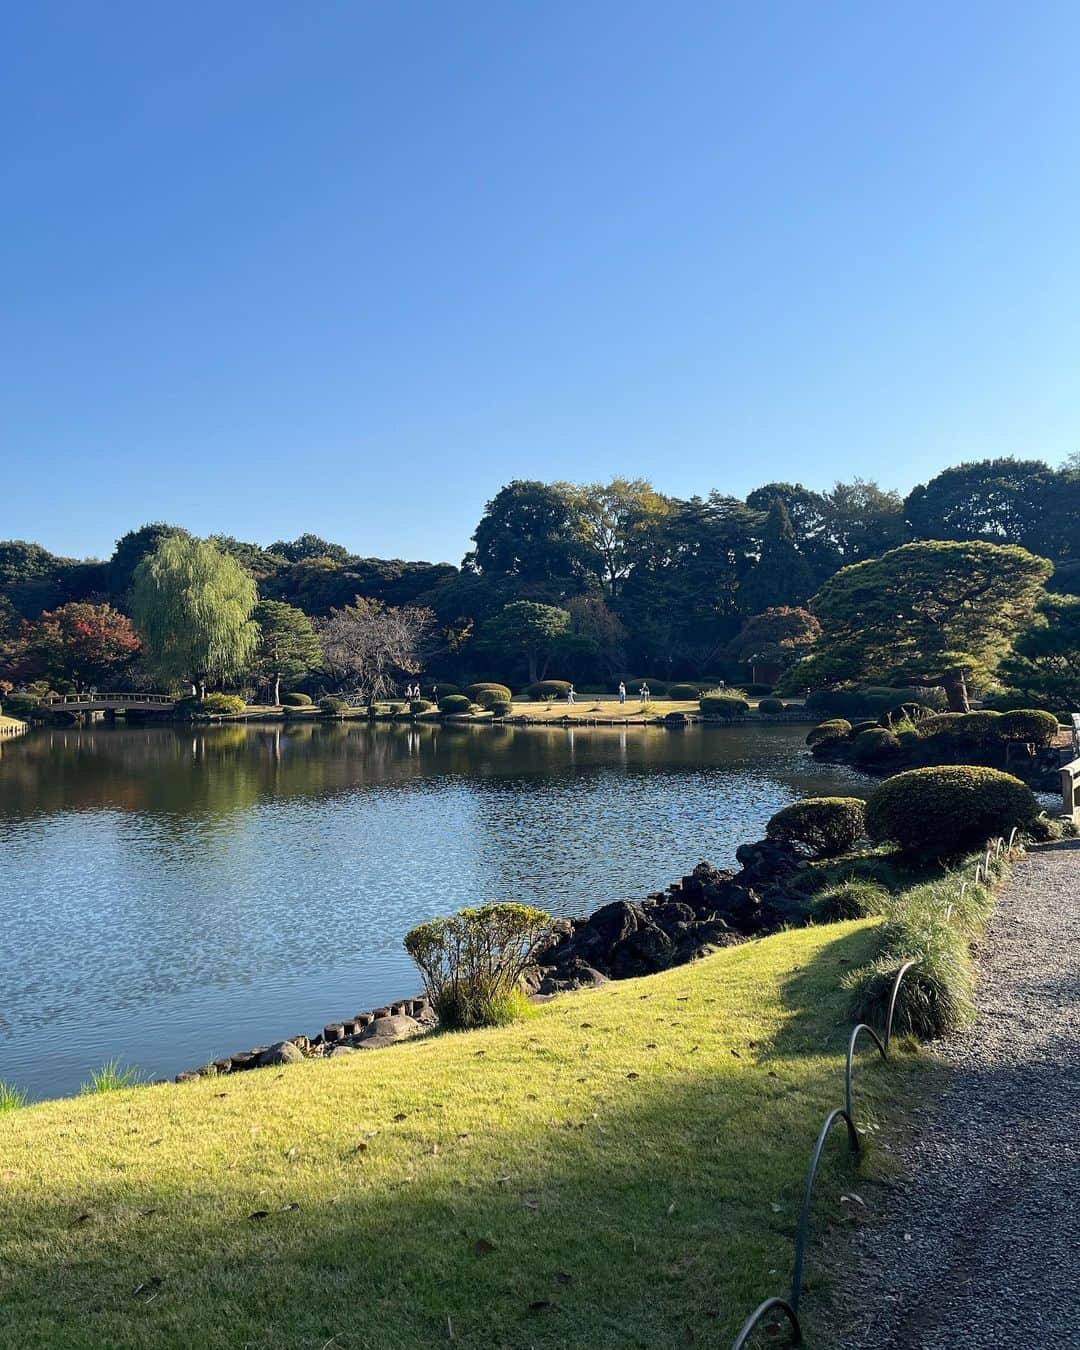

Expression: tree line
xmin=1 ymin=455 xmax=1079 ymax=707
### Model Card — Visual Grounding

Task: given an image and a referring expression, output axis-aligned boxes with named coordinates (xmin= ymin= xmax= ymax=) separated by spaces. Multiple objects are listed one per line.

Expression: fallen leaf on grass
xmin=528 ymin=1300 xmax=554 ymax=1313
xmin=248 ymin=1211 xmax=270 ymax=1222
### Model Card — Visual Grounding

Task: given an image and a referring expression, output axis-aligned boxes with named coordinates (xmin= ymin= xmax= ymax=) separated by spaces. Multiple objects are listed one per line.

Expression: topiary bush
xmin=527 ymin=680 xmax=572 ymax=700
xmin=994 ymin=709 xmax=1059 ymax=748
xmin=806 ymin=718 xmax=852 ymax=746
xmin=489 ymin=699 xmax=512 ymax=718
xmin=878 ymin=701 xmax=935 ymax=728
xmin=466 ymin=682 xmax=513 ymax=707
xmin=865 ymin=766 xmax=1039 ymax=858
xmin=806 ymin=685 xmax=947 ymax=718
xmin=851 ymin=726 xmax=901 ymax=766
xmin=758 ymin=697 xmax=785 ymax=715
xmin=410 ymin=699 xmax=433 ymax=713
xmin=700 ymin=694 xmax=751 ymax=716
xmin=200 ymin=692 xmax=246 ymax=715
xmin=318 ymin=696 xmax=348 ymax=715
xmin=742 ymin=682 xmax=774 ymax=696
xmin=766 ymin=796 xmax=866 ymax=858
xmin=814 ymin=878 xmax=890 ymax=922
xmin=280 ymin=691 xmax=312 ymax=707
xmin=849 ymin=719 xmax=880 ymax=736
xmin=439 ymin=694 xmax=473 ymax=714
xmin=667 ymin=682 xmax=704 ymax=700
xmin=404 ymin=902 xmax=552 ymax=1029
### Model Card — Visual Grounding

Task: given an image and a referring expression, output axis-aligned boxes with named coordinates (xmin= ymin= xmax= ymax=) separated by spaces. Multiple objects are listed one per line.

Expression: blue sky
xmin=3 ymin=2 xmax=1078 ymax=565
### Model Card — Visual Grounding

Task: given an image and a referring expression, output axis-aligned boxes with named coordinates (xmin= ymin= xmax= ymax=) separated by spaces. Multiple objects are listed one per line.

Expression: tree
xmin=564 ymin=478 xmax=671 ymax=598
xmin=784 ymin=540 xmax=1052 ymax=711
xmin=466 ymin=481 xmax=584 ymax=589
xmin=998 ymin=593 xmax=1080 ymax=709
xmin=728 ymin=607 xmax=821 ymax=680
xmin=251 ymin=600 xmax=322 ymax=704
xmin=740 ymin=499 xmax=816 ymax=613
xmin=904 ymin=459 xmax=1056 ymax=555
xmin=820 ymin=479 xmax=908 ymax=561
xmin=267 ymin=533 xmax=353 ymax=564
xmin=315 ymin=597 xmax=434 ymax=699
xmin=486 ymin=601 xmax=570 ymax=683
xmin=16 ymin=603 xmax=140 ymax=690
xmin=130 ymin=536 xmax=259 ymax=698
xmin=109 ymin=523 xmax=189 ymax=599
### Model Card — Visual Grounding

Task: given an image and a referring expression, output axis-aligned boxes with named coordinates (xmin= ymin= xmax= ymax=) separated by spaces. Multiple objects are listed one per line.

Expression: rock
xmin=352 ymin=1013 xmax=422 ymax=1050
xmin=734 ymin=838 xmax=803 ymax=885
xmin=256 ymin=1041 xmax=305 ymax=1067
xmin=174 ymin=1070 xmax=200 ymax=1084
xmin=229 ymin=1051 xmax=256 ymax=1070
xmin=328 ymin=1044 xmax=355 ymax=1057
xmin=538 ymin=958 xmax=609 ymax=995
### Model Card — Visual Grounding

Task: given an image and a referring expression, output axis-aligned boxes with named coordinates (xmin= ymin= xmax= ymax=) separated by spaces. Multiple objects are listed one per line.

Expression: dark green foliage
xmin=409 ymin=699 xmax=433 ymax=713
xmin=998 ymin=592 xmax=1080 ymax=708
xmin=667 ymin=682 xmax=704 ymax=699
xmin=758 ymin=697 xmax=785 ymax=714
xmin=279 ymin=691 xmax=312 ymax=707
xmin=700 ymin=694 xmax=751 ymax=716
xmin=466 ymin=682 xmax=512 ymax=707
xmin=851 ymin=726 xmax=900 ymax=765
xmin=806 ymin=718 xmax=852 ymax=746
xmin=849 ymin=719 xmax=880 ymax=735
xmin=740 ymin=499 xmax=816 ymax=612
xmin=439 ymin=694 xmax=473 ymax=713
xmin=318 ymin=696 xmax=347 ymax=715
xmin=878 ymin=701 xmax=936 ymax=728
xmin=175 ymin=692 xmax=246 ymax=717
xmin=404 ymin=902 xmax=552 ymax=1029
xmin=1024 ymin=813 xmax=1079 ymax=842
xmin=994 ymin=708 xmax=1059 ymax=747
xmin=766 ymin=796 xmax=866 ymax=858
xmin=815 ymin=879 xmax=889 ymax=922
xmin=489 ymin=699 xmax=512 ymax=717
xmin=741 ymin=683 xmax=775 ymax=696
xmin=431 ymin=683 xmax=460 ymax=697
xmin=805 ymin=685 xmax=947 ymax=718
xmin=527 ymin=680 xmax=572 ymax=700
xmin=865 ymin=766 xmax=1038 ymax=857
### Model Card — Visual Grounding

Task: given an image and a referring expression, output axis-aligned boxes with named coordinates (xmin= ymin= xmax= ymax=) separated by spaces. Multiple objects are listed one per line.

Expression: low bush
xmin=806 ymin=718 xmax=852 ymax=746
xmin=404 ymin=903 xmax=552 ymax=1030
xmin=279 ymin=691 xmax=312 ymax=707
xmin=851 ymin=726 xmax=900 ymax=765
xmin=0 ymin=1081 xmax=28 ymax=1112
xmin=814 ymin=879 xmax=890 ymax=922
xmin=805 ymin=685 xmax=947 ymax=718
xmin=3 ymin=694 xmax=38 ymax=718
xmin=849 ymin=719 xmax=880 ymax=736
xmin=742 ymin=682 xmax=774 ymax=697
xmin=667 ymin=682 xmax=705 ymax=700
xmin=466 ymin=682 xmax=513 ymax=707
xmin=410 ymin=699 xmax=433 ymax=713
xmin=175 ymin=693 xmax=246 ymax=718
xmin=865 ymin=766 xmax=1039 ymax=858
xmin=758 ymin=697 xmax=785 ymax=715
xmin=439 ymin=694 xmax=473 ymax=714
xmin=489 ymin=699 xmax=512 ymax=718
xmin=431 ymin=683 xmax=460 ymax=698
xmin=1025 ymin=813 xmax=1079 ymax=843
xmin=318 ymin=696 xmax=348 ymax=715
xmin=879 ymin=701 xmax=936 ymax=728
xmin=766 ymin=796 xmax=866 ymax=858
xmin=994 ymin=709 xmax=1059 ymax=748
xmin=527 ymin=680 xmax=572 ymax=700
xmin=699 ymin=694 xmax=751 ymax=716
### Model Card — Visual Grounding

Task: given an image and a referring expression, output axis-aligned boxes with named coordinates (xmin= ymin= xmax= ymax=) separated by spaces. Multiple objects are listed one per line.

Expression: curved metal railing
xmin=729 ymin=837 xmax=1019 ymax=1347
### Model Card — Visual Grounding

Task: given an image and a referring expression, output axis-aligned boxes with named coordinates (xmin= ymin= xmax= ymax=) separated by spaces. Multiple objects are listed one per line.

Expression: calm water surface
xmin=0 ymin=721 xmax=863 ymax=1100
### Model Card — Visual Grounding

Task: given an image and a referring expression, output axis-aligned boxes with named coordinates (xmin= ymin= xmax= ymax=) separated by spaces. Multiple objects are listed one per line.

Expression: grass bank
xmin=0 ymin=921 xmax=919 ymax=1349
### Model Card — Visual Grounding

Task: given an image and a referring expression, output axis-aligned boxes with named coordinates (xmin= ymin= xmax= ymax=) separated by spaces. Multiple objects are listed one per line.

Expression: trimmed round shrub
xmin=758 ymin=697 xmax=785 ymax=715
xmin=806 ymin=718 xmax=852 ymax=746
xmin=489 ymin=699 xmax=512 ymax=718
xmin=466 ymin=683 xmax=512 ymax=708
xmin=766 ymin=796 xmax=866 ymax=858
xmin=410 ymin=699 xmax=433 ymax=713
xmin=699 ymin=694 xmax=751 ymax=716
xmin=667 ymin=682 xmax=704 ymax=700
xmin=527 ymin=680 xmax=572 ymax=700
xmin=916 ymin=711 xmax=1001 ymax=755
xmin=318 ymin=696 xmax=348 ymax=715
xmin=806 ymin=685 xmax=947 ymax=718
xmin=994 ymin=709 xmax=1059 ymax=748
xmin=865 ymin=766 xmax=1039 ymax=858
xmin=439 ymin=694 xmax=473 ymax=714
xmin=431 ymin=683 xmax=460 ymax=698
xmin=850 ymin=719 xmax=880 ymax=736
xmin=815 ymin=879 xmax=890 ymax=922
xmin=742 ymin=682 xmax=774 ymax=696
xmin=198 ymin=692 xmax=246 ymax=715
xmin=280 ymin=691 xmax=312 ymax=707
xmin=852 ymin=726 xmax=900 ymax=766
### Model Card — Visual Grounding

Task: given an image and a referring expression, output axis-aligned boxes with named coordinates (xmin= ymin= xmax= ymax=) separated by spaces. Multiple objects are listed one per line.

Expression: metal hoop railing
xmin=729 ymin=838 xmax=1017 ymax=1347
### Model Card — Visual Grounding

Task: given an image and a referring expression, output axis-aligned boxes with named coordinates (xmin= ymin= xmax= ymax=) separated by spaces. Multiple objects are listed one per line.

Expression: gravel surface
xmin=844 ymin=840 xmax=1080 ymax=1350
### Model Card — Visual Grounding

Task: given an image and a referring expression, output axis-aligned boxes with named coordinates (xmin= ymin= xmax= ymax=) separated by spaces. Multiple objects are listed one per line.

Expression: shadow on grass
xmin=0 ymin=926 xmax=925 ymax=1350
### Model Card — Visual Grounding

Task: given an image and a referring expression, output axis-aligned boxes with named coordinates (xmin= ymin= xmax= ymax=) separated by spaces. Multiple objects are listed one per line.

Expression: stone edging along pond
xmin=173 ymin=834 xmax=817 ymax=1083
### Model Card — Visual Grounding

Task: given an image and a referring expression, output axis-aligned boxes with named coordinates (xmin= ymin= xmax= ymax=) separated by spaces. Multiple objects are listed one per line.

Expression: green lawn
xmin=0 ymin=921 xmax=919 ymax=1349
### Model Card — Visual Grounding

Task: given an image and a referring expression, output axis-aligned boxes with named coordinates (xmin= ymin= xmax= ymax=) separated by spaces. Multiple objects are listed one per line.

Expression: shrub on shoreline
xmin=280 ymin=691 xmax=312 ymax=707
xmin=318 ymin=696 xmax=348 ymax=716
xmin=700 ymin=693 xmax=751 ymax=716
xmin=438 ymin=694 xmax=473 ymax=714
xmin=806 ymin=718 xmax=852 ymax=746
xmin=766 ymin=797 xmax=866 ymax=858
xmin=466 ymin=682 xmax=512 ymax=707
xmin=527 ymin=680 xmax=572 ymax=700
xmin=865 ymin=766 xmax=1038 ymax=858
xmin=758 ymin=697 xmax=785 ymax=715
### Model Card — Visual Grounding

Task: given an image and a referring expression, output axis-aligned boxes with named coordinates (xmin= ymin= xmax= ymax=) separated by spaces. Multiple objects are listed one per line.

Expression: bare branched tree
xmin=315 ymin=597 xmax=435 ymax=700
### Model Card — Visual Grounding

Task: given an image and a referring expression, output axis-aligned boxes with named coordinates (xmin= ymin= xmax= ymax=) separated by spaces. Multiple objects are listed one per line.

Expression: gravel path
xmin=844 ymin=840 xmax=1080 ymax=1350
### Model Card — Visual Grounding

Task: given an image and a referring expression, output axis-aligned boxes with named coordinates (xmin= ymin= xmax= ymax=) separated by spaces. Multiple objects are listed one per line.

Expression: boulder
xmin=352 ymin=1013 xmax=422 ymax=1050
xmin=256 ymin=1041 xmax=305 ymax=1067
xmin=328 ymin=1044 xmax=356 ymax=1057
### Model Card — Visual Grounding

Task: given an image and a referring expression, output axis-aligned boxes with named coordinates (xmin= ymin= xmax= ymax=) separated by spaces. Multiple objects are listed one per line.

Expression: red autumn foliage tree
xmin=14 ymin=603 xmax=141 ymax=690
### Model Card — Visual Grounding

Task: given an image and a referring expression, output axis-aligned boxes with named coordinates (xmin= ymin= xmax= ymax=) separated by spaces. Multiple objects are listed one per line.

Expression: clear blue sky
xmin=3 ymin=2 xmax=1078 ymax=565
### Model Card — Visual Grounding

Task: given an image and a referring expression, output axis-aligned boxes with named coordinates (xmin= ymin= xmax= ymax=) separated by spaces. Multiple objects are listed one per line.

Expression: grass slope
xmin=0 ymin=922 xmax=919 ymax=1349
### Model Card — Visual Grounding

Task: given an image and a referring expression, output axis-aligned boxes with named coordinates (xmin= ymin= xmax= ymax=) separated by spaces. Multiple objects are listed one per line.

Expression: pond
xmin=0 ymin=720 xmax=864 ymax=1100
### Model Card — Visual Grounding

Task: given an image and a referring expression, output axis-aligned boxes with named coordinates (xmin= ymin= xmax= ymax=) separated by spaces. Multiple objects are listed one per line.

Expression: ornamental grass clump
xmin=80 ymin=1060 xmax=145 ymax=1095
xmin=0 ymin=1081 xmax=28 ymax=1112
xmin=814 ymin=878 xmax=890 ymax=922
xmin=404 ymin=903 xmax=552 ymax=1030
xmin=766 ymin=796 xmax=866 ymax=858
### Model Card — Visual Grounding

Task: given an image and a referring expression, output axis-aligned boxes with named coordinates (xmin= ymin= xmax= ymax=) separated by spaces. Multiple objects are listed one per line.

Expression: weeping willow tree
xmin=130 ymin=536 xmax=258 ymax=698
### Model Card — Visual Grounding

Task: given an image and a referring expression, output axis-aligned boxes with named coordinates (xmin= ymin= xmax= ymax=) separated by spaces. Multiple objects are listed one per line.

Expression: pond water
xmin=0 ymin=721 xmax=864 ymax=1100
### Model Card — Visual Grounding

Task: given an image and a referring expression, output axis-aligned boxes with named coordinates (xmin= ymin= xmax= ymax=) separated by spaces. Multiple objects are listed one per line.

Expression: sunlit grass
xmin=0 ymin=1080 xmax=28 ymax=1112
xmin=79 ymin=1060 xmax=145 ymax=1095
xmin=0 ymin=921 xmax=923 ymax=1349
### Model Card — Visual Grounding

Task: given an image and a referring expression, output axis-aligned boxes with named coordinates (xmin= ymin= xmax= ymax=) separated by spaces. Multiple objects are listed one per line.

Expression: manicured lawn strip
xmin=0 ymin=921 xmax=917 ymax=1349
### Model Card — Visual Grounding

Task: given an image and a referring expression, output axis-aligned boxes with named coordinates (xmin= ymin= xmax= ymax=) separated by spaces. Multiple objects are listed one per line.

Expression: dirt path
xmin=844 ymin=840 xmax=1080 ymax=1349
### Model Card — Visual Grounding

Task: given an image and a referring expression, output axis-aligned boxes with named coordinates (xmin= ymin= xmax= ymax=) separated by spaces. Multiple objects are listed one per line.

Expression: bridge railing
xmin=39 ymin=692 xmax=176 ymax=706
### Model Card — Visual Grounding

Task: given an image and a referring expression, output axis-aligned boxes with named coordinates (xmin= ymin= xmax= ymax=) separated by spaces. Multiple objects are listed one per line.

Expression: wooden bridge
xmin=37 ymin=692 xmax=177 ymax=714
